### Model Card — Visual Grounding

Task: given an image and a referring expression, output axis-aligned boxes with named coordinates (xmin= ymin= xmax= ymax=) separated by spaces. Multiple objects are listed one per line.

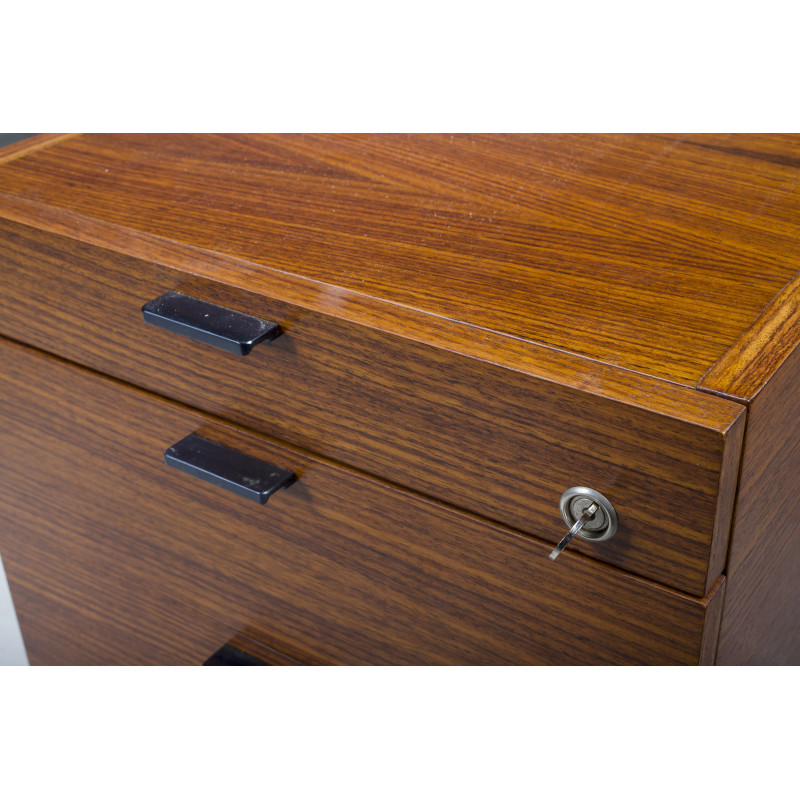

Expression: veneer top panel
xmin=1 ymin=133 xmax=798 ymax=390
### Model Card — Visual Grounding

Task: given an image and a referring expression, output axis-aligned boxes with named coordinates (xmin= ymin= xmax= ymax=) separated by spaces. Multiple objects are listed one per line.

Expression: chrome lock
xmin=548 ymin=486 xmax=618 ymax=560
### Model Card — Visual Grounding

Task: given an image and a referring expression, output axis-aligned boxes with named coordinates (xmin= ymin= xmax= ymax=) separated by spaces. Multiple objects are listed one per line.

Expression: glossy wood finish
xmin=0 ymin=197 xmax=750 ymax=423
xmin=694 ymin=174 xmax=800 ymax=663
xmin=0 ymin=337 xmax=724 ymax=665
xmin=0 ymin=134 xmax=799 ymax=386
xmin=0 ymin=217 xmax=745 ymax=595
xmin=715 ymin=339 xmax=800 ymax=664
xmin=701 ymin=267 xmax=800 ymax=403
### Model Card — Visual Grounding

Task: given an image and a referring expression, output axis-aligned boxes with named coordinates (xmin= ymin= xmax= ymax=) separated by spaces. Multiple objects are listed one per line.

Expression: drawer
xmin=0 ymin=216 xmax=745 ymax=596
xmin=0 ymin=336 xmax=723 ymax=665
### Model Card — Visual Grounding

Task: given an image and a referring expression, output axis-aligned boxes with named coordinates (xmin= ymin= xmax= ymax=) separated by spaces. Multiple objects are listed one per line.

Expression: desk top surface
xmin=1 ymin=133 xmax=798 ymax=398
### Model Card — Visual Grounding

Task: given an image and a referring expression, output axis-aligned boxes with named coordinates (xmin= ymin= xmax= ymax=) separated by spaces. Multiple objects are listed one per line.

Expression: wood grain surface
xmin=0 ymin=337 xmax=723 ymax=665
xmin=0 ymin=133 xmax=77 ymax=165
xmin=701 ymin=267 xmax=800 ymax=403
xmin=0 ymin=195 xmax=752 ymax=426
xmin=4 ymin=133 xmax=799 ymax=664
xmin=7 ymin=567 xmax=238 ymax=666
xmin=0 ymin=133 xmax=798 ymax=386
xmin=223 ymin=633 xmax=304 ymax=665
xmin=0 ymin=217 xmax=746 ymax=595
xmin=715 ymin=340 xmax=800 ymax=664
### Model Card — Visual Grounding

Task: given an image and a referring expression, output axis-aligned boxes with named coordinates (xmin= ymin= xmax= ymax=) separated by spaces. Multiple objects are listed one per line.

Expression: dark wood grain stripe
xmin=684 ymin=140 xmax=800 ymax=170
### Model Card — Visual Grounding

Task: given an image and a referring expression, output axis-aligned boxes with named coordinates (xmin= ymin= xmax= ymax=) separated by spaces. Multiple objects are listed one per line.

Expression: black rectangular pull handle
xmin=142 ymin=291 xmax=281 ymax=355
xmin=164 ymin=433 xmax=295 ymax=503
xmin=204 ymin=644 xmax=269 ymax=666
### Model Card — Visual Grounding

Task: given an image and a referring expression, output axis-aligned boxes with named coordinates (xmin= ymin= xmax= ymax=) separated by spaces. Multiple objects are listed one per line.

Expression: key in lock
xmin=549 ymin=487 xmax=618 ymax=560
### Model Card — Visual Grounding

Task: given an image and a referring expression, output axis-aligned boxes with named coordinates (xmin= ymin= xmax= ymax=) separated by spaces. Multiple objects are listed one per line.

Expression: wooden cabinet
xmin=0 ymin=133 xmax=798 ymax=664
xmin=0 ymin=338 xmax=722 ymax=665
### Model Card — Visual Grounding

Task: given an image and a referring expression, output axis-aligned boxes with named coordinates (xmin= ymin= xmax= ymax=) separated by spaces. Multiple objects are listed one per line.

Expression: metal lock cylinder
xmin=549 ymin=486 xmax=618 ymax=560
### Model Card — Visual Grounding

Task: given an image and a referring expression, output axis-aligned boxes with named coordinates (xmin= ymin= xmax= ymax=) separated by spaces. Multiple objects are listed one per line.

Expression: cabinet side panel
xmin=716 ymin=342 xmax=800 ymax=664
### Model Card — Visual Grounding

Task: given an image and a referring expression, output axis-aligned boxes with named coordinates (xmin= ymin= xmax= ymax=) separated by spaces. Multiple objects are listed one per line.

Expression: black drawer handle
xmin=142 ymin=291 xmax=281 ymax=355
xmin=164 ymin=433 xmax=295 ymax=503
xmin=204 ymin=644 xmax=268 ymax=666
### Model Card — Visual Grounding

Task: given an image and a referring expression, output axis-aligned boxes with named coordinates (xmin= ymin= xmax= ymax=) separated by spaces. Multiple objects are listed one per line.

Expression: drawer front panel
xmin=0 ymin=337 xmax=722 ymax=664
xmin=0 ymin=218 xmax=744 ymax=595
xmin=3 ymin=552 xmax=236 ymax=666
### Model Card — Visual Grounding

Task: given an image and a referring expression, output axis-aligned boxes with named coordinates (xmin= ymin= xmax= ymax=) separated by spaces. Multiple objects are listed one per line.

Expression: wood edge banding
xmin=699 ymin=576 xmax=726 ymax=665
xmin=704 ymin=409 xmax=747 ymax=595
xmin=0 ymin=134 xmax=80 ymax=166
xmin=699 ymin=268 xmax=800 ymax=402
